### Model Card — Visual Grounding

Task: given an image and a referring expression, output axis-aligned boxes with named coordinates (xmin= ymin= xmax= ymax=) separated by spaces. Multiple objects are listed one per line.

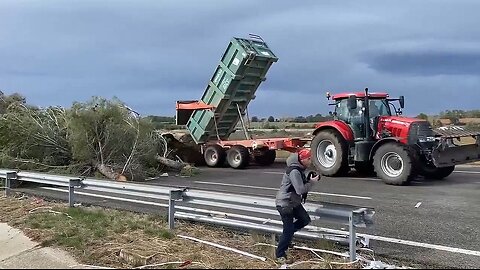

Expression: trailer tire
xmin=227 ymin=145 xmax=250 ymax=169
xmin=311 ymin=130 xmax=349 ymax=176
xmin=373 ymin=143 xmax=415 ymax=185
xmin=254 ymin=149 xmax=276 ymax=166
xmin=420 ymin=165 xmax=455 ymax=180
xmin=203 ymin=145 xmax=226 ymax=167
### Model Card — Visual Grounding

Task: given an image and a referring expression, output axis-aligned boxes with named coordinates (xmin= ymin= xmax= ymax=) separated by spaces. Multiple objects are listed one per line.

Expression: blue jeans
xmin=275 ymin=204 xmax=311 ymax=258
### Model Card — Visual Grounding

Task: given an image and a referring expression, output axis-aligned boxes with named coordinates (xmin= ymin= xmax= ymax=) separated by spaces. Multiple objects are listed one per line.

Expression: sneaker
xmin=275 ymin=256 xmax=294 ymax=265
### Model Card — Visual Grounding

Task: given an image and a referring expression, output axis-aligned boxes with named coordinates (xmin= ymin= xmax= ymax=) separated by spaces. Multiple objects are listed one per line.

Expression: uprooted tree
xmin=0 ymin=92 xmax=196 ymax=181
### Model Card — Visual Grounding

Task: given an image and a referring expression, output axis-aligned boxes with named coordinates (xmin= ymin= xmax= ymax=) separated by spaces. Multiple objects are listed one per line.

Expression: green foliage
xmin=0 ymin=100 xmax=71 ymax=169
xmin=439 ymin=109 xmax=480 ymax=118
xmin=416 ymin=113 xmax=429 ymax=120
xmin=143 ymin=115 xmax=177 ymax=130
xmin=0 ymin=93 xmax=169 ymax=180
xmin=68 ymin=97 xmax=134 ymax=163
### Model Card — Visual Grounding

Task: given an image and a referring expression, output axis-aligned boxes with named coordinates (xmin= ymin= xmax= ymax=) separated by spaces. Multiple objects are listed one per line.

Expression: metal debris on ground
xmin=178 ymin=235 xmax=267 ymax=261
xmin=28 ymin=206 xmax=73 ymax=219
xmin=119 ymin=249 xmax=154 ymax=267
xmin=363 ymin=260 xmax=405 ymax=269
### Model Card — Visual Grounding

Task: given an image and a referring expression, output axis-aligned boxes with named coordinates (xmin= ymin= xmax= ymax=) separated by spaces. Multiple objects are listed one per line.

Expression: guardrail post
xmin=349 ymin=212 xmax=356 ymax=262
xmin=5 ymin=172 xmax=17 ymax=197
xmin=69 ymin=179 xmax=82 ymax=208
xmin=169 ymin=189 xmax=185 ymax=230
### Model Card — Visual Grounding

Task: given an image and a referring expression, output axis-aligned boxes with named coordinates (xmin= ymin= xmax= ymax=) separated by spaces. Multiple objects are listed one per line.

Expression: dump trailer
xmin=310 ymin=88 xmax=480 ymax=185
xmin=176 ymin=35 xmax=306 ymax=169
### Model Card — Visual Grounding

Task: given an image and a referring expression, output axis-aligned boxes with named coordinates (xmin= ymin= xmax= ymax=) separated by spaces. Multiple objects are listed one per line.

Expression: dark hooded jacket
xmin=275 ymin=153 xmax=315 ymax=207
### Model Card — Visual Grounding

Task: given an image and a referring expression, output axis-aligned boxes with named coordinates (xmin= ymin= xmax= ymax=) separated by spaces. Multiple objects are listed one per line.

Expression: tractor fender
xmin=369 ymin=137 xmax=403 ymax=160
xmin=313 ymin=121 xmax=354 ymax=142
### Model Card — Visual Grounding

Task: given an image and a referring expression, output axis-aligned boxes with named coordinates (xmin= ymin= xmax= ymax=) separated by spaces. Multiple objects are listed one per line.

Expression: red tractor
xmin=311 ymin=88 xmax=480 ymax=185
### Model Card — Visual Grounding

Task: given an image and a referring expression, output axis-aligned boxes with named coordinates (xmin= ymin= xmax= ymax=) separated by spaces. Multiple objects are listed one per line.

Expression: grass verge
xmin=0 ymin=194 xmax=360 ymax=269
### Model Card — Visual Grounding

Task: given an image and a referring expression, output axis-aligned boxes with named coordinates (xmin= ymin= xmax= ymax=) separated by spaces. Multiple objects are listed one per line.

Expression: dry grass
xmin=0 ymin=195 xmax=360 ymax=269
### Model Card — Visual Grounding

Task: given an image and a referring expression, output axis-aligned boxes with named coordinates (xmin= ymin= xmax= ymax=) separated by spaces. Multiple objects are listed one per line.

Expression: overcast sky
xmin=1 ymin=0 xmax=480 ymax=118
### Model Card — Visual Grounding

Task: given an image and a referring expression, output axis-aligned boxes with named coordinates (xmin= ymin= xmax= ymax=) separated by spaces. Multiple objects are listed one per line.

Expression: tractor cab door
xmin=335 ymin=99 xmax=366 ymax=139
xmin=368 ymin=99 xmax=392 ymax=136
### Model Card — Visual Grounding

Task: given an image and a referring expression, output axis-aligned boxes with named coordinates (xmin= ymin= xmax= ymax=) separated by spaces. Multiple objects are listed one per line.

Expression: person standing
xmin=275 ymin=148 xmax=320 ymax=264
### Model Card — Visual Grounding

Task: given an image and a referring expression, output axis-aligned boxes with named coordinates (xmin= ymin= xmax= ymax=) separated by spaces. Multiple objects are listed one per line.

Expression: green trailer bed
xmin=183 ymin=36 xmax=278 ymax=144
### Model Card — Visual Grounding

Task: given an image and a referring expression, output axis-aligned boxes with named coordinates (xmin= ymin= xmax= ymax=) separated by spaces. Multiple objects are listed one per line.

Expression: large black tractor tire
xmin=373 ymin=143 xmax=416 ymax=185
xmin=355 ymin=161 xmax=376 ymax=176
xmin=419 ymin=165 xmax=455 ymax=180
xmin=254 ymin=149 xmax=276 ymax=166
xmin=311 ymin=130 xmax=349 ymax=176
xmin=227 ymin=145 xmax=250 ymax=169
xmin=203 ymin=145 xmax=226 ymax=167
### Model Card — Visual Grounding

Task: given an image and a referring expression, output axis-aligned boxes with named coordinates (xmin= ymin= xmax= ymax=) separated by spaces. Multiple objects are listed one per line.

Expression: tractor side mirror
xmin=399 ymin=96 xmax=405 ymax=109
xmin=347 ymin=95 xmax=357 ymax=110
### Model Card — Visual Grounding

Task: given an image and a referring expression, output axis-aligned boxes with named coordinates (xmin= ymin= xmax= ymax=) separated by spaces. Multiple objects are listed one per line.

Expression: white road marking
xmin=263 ymin=171 xmax=284 ymax=175
xmin=454 ymin=170 xmax=480 ymax=174
xmin=42 ymin=187 xmax=480 ymax=257
xmin=194 ymin=181 xmax=372 ymax=200
xmin=308 ymin=227 xmax=480 ymax=257
xmin=264 ymin=171 xmax=382 ymax=182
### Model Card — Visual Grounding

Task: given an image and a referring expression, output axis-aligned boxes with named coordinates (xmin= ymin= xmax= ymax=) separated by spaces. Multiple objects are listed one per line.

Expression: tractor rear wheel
xmin=203 ymin=145 xmax=226 ymax=167
xmin=420 ymin=165 xmax=455 ymax=180
xmin=311 ymin=130 xmax=349 ymax=176
xmin=254 ymin=149 xmax=276 ymax=166
xmin=227 ymin=145 xmax=250 ymax=169
xmin=373 ymin=143 xmax=415 ymax=185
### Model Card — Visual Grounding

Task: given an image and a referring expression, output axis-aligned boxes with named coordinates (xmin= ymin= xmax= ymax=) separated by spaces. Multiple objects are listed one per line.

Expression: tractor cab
xmin=327 ymin=91 xmax=404 ymax=140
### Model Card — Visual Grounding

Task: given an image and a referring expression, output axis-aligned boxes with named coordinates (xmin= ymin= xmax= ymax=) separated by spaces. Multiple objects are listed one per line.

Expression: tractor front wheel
xmin=373 ymin=143 xmax=415 ymax=185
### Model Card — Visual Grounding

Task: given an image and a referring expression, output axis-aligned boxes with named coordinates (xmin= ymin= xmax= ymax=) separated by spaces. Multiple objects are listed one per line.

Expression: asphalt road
xmin=145 ymin=162 xmax=480 ymax=269
xmin=16 ymin=162 xmax=480 ymax=268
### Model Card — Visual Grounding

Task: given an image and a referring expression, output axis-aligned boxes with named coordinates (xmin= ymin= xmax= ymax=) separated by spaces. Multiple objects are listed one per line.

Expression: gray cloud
xmin=0 ymin=0 xmax=479 ymax=117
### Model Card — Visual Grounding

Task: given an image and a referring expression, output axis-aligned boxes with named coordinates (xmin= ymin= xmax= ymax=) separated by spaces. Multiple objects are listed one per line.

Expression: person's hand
xmin=310 ymin=174 xmax=320 ymax=182
xmin=307 ymin=171 xmax=320 ymax=182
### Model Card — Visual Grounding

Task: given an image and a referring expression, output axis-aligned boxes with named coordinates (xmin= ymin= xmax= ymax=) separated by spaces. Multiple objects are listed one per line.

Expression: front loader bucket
xmin=432 ymin=127 xmax=480 ymax=167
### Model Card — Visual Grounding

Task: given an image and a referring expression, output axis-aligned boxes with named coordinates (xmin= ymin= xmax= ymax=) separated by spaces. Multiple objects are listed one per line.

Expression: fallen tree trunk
xmin=96 ymin=163 xmax=127 ymax=181
xmin=155 ymin=155 xmax=187 ymax=171
xmin=160 ymin=133 xmax=205 ymax=165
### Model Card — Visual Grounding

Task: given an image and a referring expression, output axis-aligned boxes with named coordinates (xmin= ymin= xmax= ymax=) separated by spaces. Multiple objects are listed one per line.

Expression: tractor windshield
xmin=335 ymin=97 xmax=392 ymax=139
xmin=368 ymin=99 xmax=391 ymax=117
xmin=335 ymin=98 xmax=391 ymax=122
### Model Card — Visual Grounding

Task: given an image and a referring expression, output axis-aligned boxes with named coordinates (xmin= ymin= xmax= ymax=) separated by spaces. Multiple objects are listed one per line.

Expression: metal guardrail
xmin=0 ymin=169 xmax=375 ymax=261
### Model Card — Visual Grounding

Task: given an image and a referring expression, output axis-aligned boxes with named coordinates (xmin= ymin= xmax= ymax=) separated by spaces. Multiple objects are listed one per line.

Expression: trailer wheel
xmin=254 ymin=149 xmax=276 ymax=166
xmin=311 ymin=130 xmax=349 ymax=176
xmin=420 ymin=165 xmax=455 ymax=180
xmin=373 ymin=143 xmax=415 ymax=185
xmin=227 ymin=145 xmax=250 ymax=169
xmin=204 ymin=145 xmax=226 ymax=167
